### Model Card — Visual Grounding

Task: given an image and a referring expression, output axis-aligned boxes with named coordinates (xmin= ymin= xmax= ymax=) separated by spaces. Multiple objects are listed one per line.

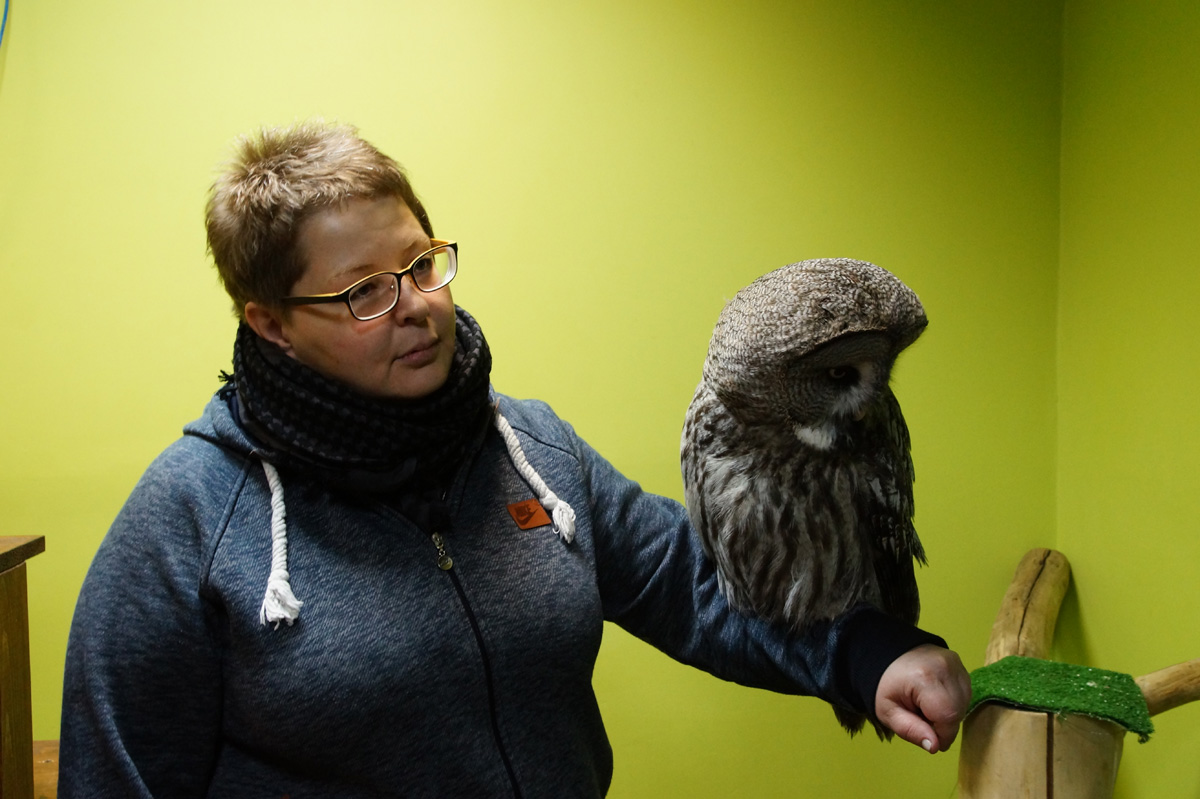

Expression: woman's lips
xmin=398 ymin=340 xmax=439 ymax=366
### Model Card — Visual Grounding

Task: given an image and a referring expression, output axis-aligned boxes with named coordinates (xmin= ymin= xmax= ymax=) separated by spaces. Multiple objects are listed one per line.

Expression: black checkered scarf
xmin=227 ymin=306 xmax=492 ymax=494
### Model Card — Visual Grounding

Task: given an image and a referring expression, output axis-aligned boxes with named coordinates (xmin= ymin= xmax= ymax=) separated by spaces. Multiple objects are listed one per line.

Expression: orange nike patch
xmin=507 ymin=499 xmax=551 ymax=530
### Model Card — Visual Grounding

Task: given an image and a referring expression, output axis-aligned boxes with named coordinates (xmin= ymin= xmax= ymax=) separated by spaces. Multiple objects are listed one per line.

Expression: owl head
xmin=702 ymin=258 xmax=927 ymax=448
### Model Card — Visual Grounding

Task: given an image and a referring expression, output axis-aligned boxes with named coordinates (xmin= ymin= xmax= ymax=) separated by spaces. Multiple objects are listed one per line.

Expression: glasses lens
xmin=411 ymin=246 xmax=457 ymax=292
xmin=347 ymin=273 xmax=399 ymax=320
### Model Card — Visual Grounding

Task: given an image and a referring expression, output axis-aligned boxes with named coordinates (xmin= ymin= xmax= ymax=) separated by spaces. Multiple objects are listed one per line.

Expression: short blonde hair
xmin=205 ymin=120 xmax=432 ymax=319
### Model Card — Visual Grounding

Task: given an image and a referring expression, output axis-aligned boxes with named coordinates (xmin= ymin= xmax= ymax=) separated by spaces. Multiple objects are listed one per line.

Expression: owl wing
xmin=683 ymin=381 xmax=815 ymax=625
xmin=682 ymin=381 xmax=773 ymax=617
xmin=681 ymin=382 xmax=720 ymax=562
xmin=855 ymin=388 xmax=924 ymax=626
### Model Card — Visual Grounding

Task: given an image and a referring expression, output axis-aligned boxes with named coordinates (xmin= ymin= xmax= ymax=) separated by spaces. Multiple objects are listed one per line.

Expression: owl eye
xmin=827 ymin=366 xmax=859 ymax=384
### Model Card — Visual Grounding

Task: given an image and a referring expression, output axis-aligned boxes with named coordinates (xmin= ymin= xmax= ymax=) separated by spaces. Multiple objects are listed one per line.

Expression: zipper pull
xmin=431 ymin=533 xmax=454 ymax=571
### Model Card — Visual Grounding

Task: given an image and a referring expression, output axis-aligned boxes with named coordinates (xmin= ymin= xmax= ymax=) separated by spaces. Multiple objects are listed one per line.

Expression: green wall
xmin=7 ymin=1 xmax=1190 ymax=796
xmin=1058 ymin=2 xmax=1200 ymax=796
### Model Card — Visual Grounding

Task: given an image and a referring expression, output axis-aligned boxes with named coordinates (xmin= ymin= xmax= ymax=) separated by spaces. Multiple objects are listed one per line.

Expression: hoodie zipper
xmin=430 ymin=532 xmax=524 ymax=799
xmin=431 ymin=533 xmax=454 ymax=571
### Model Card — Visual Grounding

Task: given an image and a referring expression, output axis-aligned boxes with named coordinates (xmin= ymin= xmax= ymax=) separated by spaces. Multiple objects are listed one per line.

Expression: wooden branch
xmin=1136 ymin=659 xmax=1200 ymax=717
xmin=958 ymin=704 xmax=1124 ymax=799
xmin=985 ymin=548 xmax=1071 ymax=665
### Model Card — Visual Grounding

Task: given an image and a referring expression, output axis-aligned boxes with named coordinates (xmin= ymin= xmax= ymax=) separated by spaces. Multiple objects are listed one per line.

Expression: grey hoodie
xmin=60 ymin=389 xmax=942 ymax=798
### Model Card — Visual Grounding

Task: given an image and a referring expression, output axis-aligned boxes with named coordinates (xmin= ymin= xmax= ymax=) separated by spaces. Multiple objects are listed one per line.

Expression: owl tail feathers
xmin=833 ymin=706 xmax=894 ymax=742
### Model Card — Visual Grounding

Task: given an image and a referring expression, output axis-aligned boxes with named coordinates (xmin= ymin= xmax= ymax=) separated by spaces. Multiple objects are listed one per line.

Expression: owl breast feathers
xmin=680 ymin=258 xmax=929 ymax=736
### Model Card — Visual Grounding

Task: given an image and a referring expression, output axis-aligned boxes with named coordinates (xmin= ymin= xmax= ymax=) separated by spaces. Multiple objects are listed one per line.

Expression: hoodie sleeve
xmin=574 ymin=426 xmax=945 ymax=716
xmin=58 ymin=441 xmax=236 ymax=798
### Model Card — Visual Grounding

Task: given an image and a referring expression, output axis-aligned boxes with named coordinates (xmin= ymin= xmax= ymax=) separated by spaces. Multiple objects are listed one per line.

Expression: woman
xmin=60 ymin=121 xmax=970 ymax=798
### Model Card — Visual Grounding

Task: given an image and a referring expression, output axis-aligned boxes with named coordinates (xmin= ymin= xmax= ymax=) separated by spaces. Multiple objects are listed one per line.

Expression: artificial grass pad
xmin=969 ymin=656 xmax=1154 ymax=742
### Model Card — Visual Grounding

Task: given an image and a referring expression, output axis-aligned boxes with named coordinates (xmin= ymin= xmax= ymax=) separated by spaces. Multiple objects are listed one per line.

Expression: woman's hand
xmin=875 ymin=644 xmax=972 ymax=753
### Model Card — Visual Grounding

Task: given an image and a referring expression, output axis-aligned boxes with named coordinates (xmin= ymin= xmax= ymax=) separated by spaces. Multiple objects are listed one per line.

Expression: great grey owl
xmin=680 ymin=258 xmax=928 ymax=738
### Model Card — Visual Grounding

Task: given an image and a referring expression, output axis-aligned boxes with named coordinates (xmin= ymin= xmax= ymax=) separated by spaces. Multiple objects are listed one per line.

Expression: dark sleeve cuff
xmin=830 ymin=605 xmax=949 ymax=716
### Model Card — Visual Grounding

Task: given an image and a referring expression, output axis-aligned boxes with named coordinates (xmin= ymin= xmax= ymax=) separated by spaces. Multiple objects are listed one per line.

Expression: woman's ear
xmin=243 ymin=302 xmax=295 ymax=357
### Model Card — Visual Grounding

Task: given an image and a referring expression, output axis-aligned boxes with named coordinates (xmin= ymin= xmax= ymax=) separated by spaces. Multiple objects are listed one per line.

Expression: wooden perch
xmin=985 ymin=547 xmax=1071 ymax=664
xmin=961 ymin=547 xmax=1200 ymax=799
xmin=1136 ymin=659 xmax=1200 ymax=717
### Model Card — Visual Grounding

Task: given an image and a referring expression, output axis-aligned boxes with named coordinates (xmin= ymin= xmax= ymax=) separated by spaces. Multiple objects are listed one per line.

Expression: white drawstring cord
xmin=256 ymin=408 xmax=570 ymax=629
xmin=493 ymin=407 xmax=576 ymax=543
xmin=260 ymin=461 xmax=304 ymax=628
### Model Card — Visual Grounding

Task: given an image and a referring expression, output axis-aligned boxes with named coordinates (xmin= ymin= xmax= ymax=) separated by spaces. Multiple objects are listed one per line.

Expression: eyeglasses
xmin=282 ymin=239 xmax=458 ymax=321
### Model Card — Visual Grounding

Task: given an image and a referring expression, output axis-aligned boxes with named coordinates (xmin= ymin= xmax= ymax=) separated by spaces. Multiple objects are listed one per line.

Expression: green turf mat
xmin=969 ymin=655 xmax=1153 ymax=742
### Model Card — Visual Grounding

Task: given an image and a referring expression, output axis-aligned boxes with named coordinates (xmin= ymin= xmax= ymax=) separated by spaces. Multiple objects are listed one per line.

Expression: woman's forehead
xmin=295 ymin=197 xmax=429 ymax=288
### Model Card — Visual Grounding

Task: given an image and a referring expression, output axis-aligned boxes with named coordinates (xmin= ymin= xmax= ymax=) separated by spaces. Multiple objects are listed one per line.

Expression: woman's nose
xmin=388 ymin=274 xmax=430 ymax=324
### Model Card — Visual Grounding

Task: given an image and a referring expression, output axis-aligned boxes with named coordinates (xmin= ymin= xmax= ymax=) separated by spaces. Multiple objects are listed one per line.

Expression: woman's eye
xmin=349 ymin=278 xmax=383 ymax=303
xmin=349 ymin=285 xmax=374 ymax=302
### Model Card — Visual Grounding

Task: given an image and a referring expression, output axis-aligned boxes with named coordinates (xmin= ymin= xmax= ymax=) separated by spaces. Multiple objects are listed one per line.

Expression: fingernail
xmin=922 ymin=739 xmax=934 ymax=752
